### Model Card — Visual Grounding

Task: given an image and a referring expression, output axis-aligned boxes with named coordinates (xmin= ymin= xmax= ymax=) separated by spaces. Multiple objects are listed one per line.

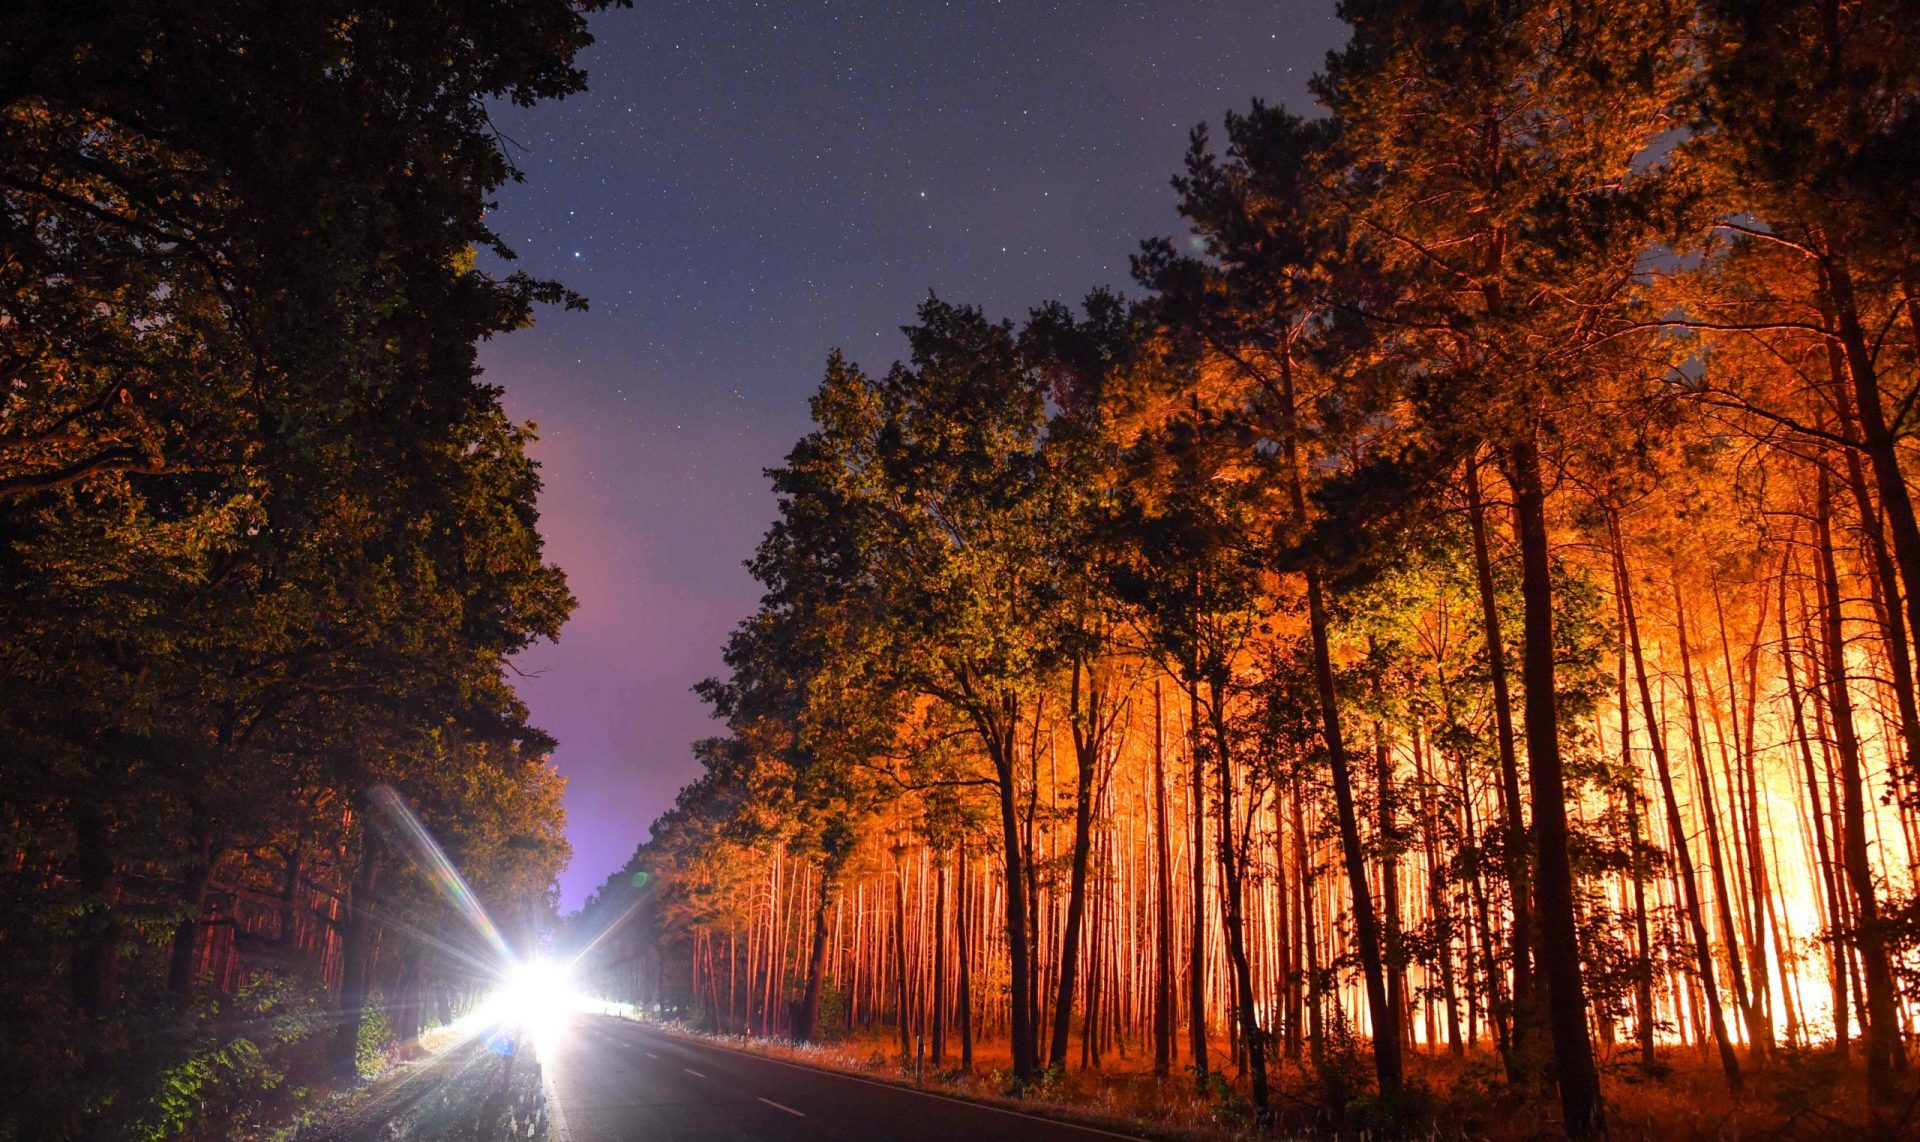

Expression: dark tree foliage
xmin=0 ymin=2 xmax=614 ymax=1136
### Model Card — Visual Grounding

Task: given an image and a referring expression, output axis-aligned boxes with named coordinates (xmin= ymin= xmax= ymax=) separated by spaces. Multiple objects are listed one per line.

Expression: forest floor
xmin=633 ymin=1019 xmax=1920 ymax=1140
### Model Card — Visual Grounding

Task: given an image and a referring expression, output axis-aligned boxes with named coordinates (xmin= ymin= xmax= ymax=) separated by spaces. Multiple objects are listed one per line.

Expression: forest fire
xmin=7 ymin=0 xmax=1920 ymax=1139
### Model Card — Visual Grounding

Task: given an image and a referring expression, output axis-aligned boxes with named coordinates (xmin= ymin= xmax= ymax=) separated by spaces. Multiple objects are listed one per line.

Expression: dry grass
xmin=634 ymin=1021 xmax=1920 ymax=1140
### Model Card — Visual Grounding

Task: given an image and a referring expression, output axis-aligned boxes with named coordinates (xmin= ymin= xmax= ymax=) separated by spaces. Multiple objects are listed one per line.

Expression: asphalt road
xmin=542 ymin=1016 xmax=1145 ymax=1141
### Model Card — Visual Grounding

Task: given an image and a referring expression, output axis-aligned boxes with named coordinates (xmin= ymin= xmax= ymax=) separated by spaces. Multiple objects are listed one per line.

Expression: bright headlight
xmin=490 ymin=957 xmax=578 ymax=1041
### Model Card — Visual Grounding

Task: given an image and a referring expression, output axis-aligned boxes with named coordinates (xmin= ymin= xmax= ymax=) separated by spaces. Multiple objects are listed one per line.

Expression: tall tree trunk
xmin=1825 ymin=257 xmax=1920 ymax=736
xmin=1829 ymin=324 xmax=1920 ymax=789
xmin=1504 ymin=434 xmax=1603 ymax=1136
xmin=1279 ymin=345 xmax=1402 ymax=1093
xmin=990 ymin=719 xmax=1038 ymax=1084
xmin=932 ymin=859 xmax=946 ymax=1066
xmin=277 ymin=840 xmax=305 ymax=951
xmin=894 ymin=851 xmax=911 ymax=1061
xmin=1376 ymin=725 xmax=1408 ymax=1052
xmin=167 ymin=814 xmax=217 ymax=997
xmin=1613 ymin=515 xmax=1742 ymax=1091
xmin=1614 ymin=635 xmax=1657 ymax=1068
xmin=1050 ymin=656 xmax=1102 ymax=1072
xmin=1812 ymin=461 xmax=1907 ymax=1097
xmin=1186 ymin=678 xmax=1210 ymax=1083
xmin=1153 ymin=678 xmax=1175 ymax=1078
xmin=1467 ymin=457 xmax=1535 ymax=1071
xmin=1274 ymin=790 xmax=1300 ymax=1061
xmin=1305 ymin=563 xmax=1401 ymax=1092
xmin=1714 ymin=575 xmax=1780 ymax=1059
xmin=1779 ymin=564 xmax=1848 ymax=1055
xmin=1026 ymin=727 xmax=1044 ymax=1059
xmin=330 ymin=845 xmax=381 ymax=1076
xmin=1414 ymin=731 xmax=1463 ymax=1057
xmin=1293 ymin=786 xmax=1325 ymax=1068
xmin=794 ymin=857 xmax=840 ymax=1043
xmin=1671 ymin=581 xmax=1764 ymax=1061
xmin=1209 ymin=688 xmax=1269 ymax=1112
xmin=1623 ymin=775 xmax=1656 ymax=1069
xmin=392 ymin=952 xmax=425 ymax=1049
xmin=1457 ymin=743 xmax=1511 ymax=1063
xmin=958 ymin=840 xmax=974 ymax=1071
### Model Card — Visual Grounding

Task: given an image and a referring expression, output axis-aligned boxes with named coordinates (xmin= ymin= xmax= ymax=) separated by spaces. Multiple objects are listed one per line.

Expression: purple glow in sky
xmin=479 ymin=0 xmax=1345 ymax=912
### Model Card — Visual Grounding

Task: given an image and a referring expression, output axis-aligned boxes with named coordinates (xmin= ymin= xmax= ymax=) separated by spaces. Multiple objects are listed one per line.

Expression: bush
xmin=128 ymin=972 xmax=326 ymax=1140
xmin=1314 ymin=1007 xmax=1373 ymax=1119
xmin=356 ymin=995 xmax=396 ymax=1081
xmin=815 ymin=985 xmax=850 ymax=1042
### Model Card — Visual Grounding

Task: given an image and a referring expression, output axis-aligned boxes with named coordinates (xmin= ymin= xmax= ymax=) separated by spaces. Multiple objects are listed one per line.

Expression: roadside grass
xmin=619 ymin=1018 xmax=1918 ymax=1140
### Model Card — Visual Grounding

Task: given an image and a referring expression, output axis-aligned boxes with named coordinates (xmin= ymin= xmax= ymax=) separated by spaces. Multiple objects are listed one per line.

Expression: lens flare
xmin=365 ymin=785 xmax=596 ymax=1064
xmin=368 ymin=785 xmax=513 ymax=965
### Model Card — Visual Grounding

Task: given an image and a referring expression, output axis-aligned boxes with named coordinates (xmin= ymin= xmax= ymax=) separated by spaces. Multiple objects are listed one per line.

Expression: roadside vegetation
xmin=0 ymin=4 xmax=614 ymax=1137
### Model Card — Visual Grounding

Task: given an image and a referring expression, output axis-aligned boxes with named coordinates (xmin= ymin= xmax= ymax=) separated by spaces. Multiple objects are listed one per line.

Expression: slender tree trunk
xmin=1825 ymin=257 xmax=1920 ymax=734
xmin=1457 ymin=750 xmax=1511 ymax=1063
xmin=1613 ymin=515 xmax=1741 ymax=1091
xmin=1026 ymin=726 xmax=1044 ymax=1058
xmin=1467 ymin=457 xmax=1535 ymax=1072
xmin=1304 ymin=563 xmax=1402 ymax=1092
xmin=330 ymin=845 xmax=381 ymax=1076
xmin=990 ymin=720 xmax=1038 ymax=1083
xmin=1779 ymin=564 xmax=1849 ymax=1055
xmin=1209 ymin=689 xmax=1269 ymax=1112
xmin=893 ymin=852 xmax=911 ymax=1060
xmin=1671 ymin=581 xmax=1765 ymax=1061
xmin=1050 ymin=657 xmax=1102 ymax=1072
xmin=932 ymin=859 xmax=946 ymax=1066
xmin=1830 ymin=324 xmax=1920 ymax=863
xmin=1504 ymin=435 xmax=1603 ymax=1135
xmin=1376 ymin=725 xmax=1408 ymax=1052
xmin=1187 ymin=677 xmax=1210 ymax=1083
xmin=1153 ymin=678 xmax=1175 ymax=1078
xmin=1615 ymin=636 xmax=1657 ymax=1068
xmin=1715 ymin=575 xmax=1780 ymax=1059
xmin=1293 ymin=787 xmax=1325 ymax=1068
xmin=1813 ymin=461 xmax=1907 ymax=1097
xmin=1609 ymin=594 xmax=1658 ymax=1065
xmin=1274 ymin=791 xmax=1299 ymax=1061
xmin=1415 ymin=731 xmax=1463 ymax=1056
xmin=959 ymin=840 xmax=974 ymax=1071
xmin=1278 ymin=346 xmax=1402 ymax=1093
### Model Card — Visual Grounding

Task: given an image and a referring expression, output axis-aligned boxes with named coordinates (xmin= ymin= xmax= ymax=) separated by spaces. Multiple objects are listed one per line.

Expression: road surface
xmin=542 ymin=1016 xmax=1144 ymax=1141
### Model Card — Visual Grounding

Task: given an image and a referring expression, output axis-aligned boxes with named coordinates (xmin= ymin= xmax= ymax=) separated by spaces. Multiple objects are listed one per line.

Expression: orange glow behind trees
xmin=579 ymin=1 xmax=1920 ymax=1134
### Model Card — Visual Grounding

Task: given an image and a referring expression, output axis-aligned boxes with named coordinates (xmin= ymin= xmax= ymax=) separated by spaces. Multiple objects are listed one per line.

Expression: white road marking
xmin=757 ymin=1097 xmax=806 ymax=1117
xmin=683 ymin=1067 xmax=706 ymax=1078
xmin=645 ymin=1051 xmax=660 ymax=1059
xmin=540 ymin=1059 xmax=573 ymax=1142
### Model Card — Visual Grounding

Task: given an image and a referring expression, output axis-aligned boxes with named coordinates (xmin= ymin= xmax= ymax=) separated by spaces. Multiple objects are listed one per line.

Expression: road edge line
xmin=539 ymin=1051 xmax=572 ymax=1142
xmin=757 ymin=1096 xmax=806 ymax=1117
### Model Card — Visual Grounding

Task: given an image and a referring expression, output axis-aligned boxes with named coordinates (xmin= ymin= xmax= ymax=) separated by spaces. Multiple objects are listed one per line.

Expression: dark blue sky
xmin=480 ymin=0 xmax=1346 ymax=911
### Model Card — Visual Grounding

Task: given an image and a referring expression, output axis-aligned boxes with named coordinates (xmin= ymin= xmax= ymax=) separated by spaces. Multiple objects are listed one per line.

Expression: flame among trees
xmin=577 ymin=0 xmax=1920 ymax=1132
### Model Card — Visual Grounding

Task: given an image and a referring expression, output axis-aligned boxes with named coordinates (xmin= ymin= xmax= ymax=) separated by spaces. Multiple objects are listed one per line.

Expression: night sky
xmin=480 ymin=0 xmax=1346 ymax=911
